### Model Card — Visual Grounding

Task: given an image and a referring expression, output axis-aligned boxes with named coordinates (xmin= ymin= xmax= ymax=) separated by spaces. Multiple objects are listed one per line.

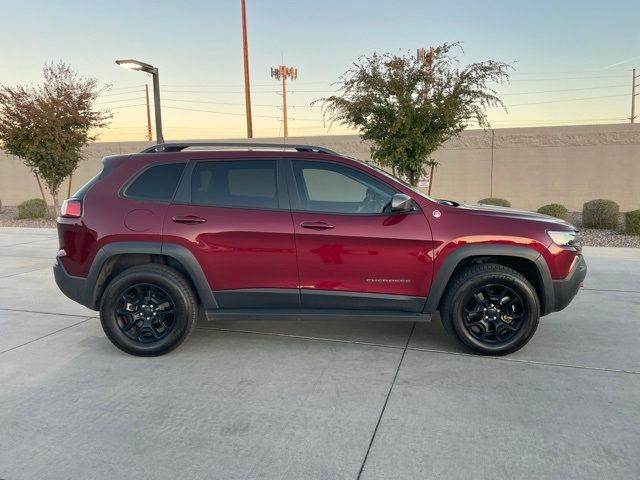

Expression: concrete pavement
xmin=0 ymin=227 xmax=639 ymax=479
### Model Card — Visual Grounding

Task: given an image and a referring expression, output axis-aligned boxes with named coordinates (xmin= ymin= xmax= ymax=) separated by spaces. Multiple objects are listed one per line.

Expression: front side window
xmin=292 ymin=160 xmax=396 ymax=214
xmin=124 ymin=163 xmax=186 ymax=201
xmin=191 ymin=160 xmax=279 ymax=209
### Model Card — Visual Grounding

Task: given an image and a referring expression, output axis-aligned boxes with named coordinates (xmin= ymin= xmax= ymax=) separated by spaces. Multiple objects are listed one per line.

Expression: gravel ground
xmin=0 ymin=206 xmax=56 ymax=228
xmin=568 ymin=212 xmax=640 ymax=248
xmin=0 ymin=206 xmax=638 ymax=247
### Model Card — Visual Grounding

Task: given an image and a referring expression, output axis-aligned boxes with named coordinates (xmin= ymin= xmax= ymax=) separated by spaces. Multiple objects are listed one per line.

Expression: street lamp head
xmin=115 ymin=59 xmax=156 ymax=74
xmin=114 ymin=58 xmax=164 ymax=144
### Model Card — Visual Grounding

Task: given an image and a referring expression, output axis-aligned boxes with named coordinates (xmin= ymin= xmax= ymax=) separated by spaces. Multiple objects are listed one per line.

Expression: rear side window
xmin=124 ymin=163 xmax=186 ymax=201
xmin=191 ymin=160 xmax=279 ymax=209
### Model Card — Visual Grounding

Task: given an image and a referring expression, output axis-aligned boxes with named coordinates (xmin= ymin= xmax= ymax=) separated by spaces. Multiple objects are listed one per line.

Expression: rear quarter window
xmin=72 ymin=170 xmax=103 ymax=200
xmin=124 ymin=163 xmax=186 ymax=201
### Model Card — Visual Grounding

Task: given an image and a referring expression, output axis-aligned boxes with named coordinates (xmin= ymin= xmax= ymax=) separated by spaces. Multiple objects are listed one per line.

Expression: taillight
xmin=60 ymin=199 xmax=82 ymax=218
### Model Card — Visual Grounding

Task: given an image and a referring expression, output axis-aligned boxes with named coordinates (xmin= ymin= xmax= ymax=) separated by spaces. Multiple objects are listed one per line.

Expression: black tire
xmin=440 ymin=263 xmax=540 ymax=355
xmin=99 ymin=264 xmax=198 ymax=356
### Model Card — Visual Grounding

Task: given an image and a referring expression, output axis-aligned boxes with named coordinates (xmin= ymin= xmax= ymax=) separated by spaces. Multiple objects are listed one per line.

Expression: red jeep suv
xmin=54 ymin=142 xmax=586 ymax=356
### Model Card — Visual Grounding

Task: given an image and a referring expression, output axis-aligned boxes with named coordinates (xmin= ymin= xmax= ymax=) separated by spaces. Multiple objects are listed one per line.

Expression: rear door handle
xmin=300 ymin=221 xmax=334 ymax=231
xmin=172 ymin=215 xmax=206 ymax=225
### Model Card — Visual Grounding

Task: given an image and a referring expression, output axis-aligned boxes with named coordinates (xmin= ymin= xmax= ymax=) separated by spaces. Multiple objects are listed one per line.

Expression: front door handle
xmin=172 ymin=215 xmax=206 ymax=225
xmin=300 ymin=221 xmax=334 ymax=231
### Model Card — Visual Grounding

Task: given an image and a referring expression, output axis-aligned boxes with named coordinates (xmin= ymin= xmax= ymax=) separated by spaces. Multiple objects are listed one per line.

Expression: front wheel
xmin=99 ymin=265 xmax=198 ymax=356
xmin=440 ymin=264 xmax=540 ymax=355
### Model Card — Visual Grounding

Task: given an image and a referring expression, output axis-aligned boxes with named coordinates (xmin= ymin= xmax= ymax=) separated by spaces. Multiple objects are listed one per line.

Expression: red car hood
xmin=449 ymin=201 xmax=576 ymax=229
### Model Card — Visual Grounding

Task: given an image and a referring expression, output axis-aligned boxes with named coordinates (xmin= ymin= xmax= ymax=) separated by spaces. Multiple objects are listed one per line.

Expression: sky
xmin=0 ymin=0 xmax=638 ymax=142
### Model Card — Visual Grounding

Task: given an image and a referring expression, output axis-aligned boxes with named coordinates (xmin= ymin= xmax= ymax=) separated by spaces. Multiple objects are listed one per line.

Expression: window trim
xmin=285 ymin=158 xmax=421 ymax=216
xmin=120 ymin=161 xmax=188 ymax=203
xmin=173 ymin=158 xmax=290 ymax=211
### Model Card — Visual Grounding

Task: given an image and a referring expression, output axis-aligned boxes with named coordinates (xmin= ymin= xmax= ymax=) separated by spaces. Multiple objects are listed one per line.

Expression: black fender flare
xmin=86 ymin=242 xmax=218 ymax=309
xmin=422 ymin=245 xmax=554 ymax=315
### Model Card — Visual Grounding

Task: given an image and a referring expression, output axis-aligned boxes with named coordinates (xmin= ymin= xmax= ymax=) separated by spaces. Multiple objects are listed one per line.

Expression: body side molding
xmin=205 ymin=308 xmax=431 ymax=322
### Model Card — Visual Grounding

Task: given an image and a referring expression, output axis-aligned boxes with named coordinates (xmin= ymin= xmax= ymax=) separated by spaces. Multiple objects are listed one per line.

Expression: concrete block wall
xmin=1 ymin=123 xmax=639 ymax=211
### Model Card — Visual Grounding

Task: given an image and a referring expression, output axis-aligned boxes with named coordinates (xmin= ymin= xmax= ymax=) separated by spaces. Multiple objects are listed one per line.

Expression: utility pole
xmin=418 ymin=47 xmax=436 ymax=194
xmin=631 ymin=68 xmax=638 ymax=124
xmin=271 ymin=65 xmax=298 ymax=138
xmin=241 ymin=0 xmax=253 ymax=137
xmin=145 ymin=84 xmax=153 ymax=141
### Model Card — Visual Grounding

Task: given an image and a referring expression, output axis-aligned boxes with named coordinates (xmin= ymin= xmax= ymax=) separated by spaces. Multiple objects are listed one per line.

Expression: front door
xmin=288 ymin=159 xmax=434 ymax=312
xmin=163 ymin=159 xmax=299 ymax=309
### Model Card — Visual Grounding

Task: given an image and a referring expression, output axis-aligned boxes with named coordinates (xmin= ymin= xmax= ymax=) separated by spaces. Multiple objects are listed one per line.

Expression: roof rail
xmin=140 ymin=142 xmax=338 ymax=155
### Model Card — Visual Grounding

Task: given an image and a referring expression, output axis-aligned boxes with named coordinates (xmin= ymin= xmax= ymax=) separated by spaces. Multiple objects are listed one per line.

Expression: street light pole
xmin=150 ymin=68 xmax=164 ymax=143
xmin=115 ymin=59 xmax=164 ymax=144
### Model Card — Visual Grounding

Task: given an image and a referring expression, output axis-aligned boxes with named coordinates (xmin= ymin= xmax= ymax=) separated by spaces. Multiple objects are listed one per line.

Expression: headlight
xmin=547 ymin=230 xmax=580 ymax=248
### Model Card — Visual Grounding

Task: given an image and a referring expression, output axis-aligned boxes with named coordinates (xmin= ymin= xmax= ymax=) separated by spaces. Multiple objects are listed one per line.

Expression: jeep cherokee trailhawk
xmin=54 ymin=142 xmax=587 ymax=356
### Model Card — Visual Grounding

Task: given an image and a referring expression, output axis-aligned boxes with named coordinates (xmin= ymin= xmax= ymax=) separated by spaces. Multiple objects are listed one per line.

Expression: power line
xmin=508 ymin=75 xmax=627 ymax=82
xmin=489 ymin=118 xmax=625 ymax=125
xmin=106 ymin=84 xmax=146 ymax=91
xmin=163 ymin=104 xmax=318 ymax=121
xmin=506 ymin=93 xmax=628 ymax=107
xmin=95 ymin=97 xmax=143 ymax=105
xmin=98 ymin=89 xmax=144 ymax=98
xmin=164 ymin=105 xmax=282 ymax=119
xmin=103 ymin=104 xmax=146 ymax=109
xmin=490 ymin=116 xmax=624 ymax=123
xmin=508 ymin=68 xmax=631 ymax=76
xmin=156 ymin=72 xmax=631 ymax=90
xmin=162 ymin=98 xmax=314 ymax=108
xmin=500 ymin=84 xmax=628 ymax=96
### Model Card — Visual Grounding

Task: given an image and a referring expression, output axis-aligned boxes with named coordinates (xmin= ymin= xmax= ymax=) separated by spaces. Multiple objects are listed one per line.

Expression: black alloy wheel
xmin=116 ymin=283 xmax=177 ymax=343
xmin=100 ymin=265 xmax=198 ymax=356
xmin=462 ymin=284 xmax=525 ymax=344
xmin=440 ymin=263 xmax=540 ymax=355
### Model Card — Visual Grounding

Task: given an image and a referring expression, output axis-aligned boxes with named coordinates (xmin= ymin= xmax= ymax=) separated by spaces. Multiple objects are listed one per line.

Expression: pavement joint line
xmin=196 ymin=325 xmax=406 ymax=350
xmin=197 ymin=325 xmax=640 ymax=376
xmin=407 ymin=346 xmax=640 ymax=376
xmin=0 ymin=253 xmax=53 ymax=258
xmin=356 ymin=322 xmax=416 ymax=480
xmin=0 ymin=239 xmax=54 ymax=248
xmin=582 ymin=287 xmax=640 ymax=294
xmin=0 ymin=265 xmax=52 ymax=279
xmin=0 ymin=307 xmax=97 ymax=319
xmin=0 ymin=317 xmax=93 ymax=356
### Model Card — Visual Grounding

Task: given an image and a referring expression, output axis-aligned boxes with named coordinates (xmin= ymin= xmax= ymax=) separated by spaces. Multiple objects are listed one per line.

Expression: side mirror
xmin=391 ymin=193 xmax=413 ymax=212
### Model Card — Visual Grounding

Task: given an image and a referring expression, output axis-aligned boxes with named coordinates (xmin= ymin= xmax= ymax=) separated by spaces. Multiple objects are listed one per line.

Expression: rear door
xmin=287 ymin=159 xmax=434 ymax=312
xmin=163 ymin=158 xmax=300 ymax=309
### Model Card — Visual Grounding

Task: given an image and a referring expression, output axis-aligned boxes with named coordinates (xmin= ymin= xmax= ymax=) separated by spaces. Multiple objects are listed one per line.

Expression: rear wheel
xmin=99 ymin=265 xmax=198 ymax=356
xmin=440 ymin=264 xmax=540 ymax=355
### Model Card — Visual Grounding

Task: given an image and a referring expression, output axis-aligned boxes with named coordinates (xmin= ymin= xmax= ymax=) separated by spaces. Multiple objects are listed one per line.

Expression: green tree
xmin=0 ymin=62 xmax=111 ymax=216
xmin=318 ymin=42 xmax=510 ymax=189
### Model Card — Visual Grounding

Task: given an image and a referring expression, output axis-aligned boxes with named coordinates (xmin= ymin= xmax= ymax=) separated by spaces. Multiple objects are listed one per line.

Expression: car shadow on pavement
xmin=194 ymin=313 xmax=465 ymax=354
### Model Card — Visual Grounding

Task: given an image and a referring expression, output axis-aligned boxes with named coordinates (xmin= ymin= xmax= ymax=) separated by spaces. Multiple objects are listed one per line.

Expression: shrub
xmin=478 ymin=197 xmax=511 ymax=207
xmin=625 ymin=210 xmax=640 ymax=235
xmin=17 ymin=198 xmax=47 ymax=219
xmin=582 ymin=199 xmax=619 ymax=229
xmin=537 ymin=203 xmax=569 ymax=221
